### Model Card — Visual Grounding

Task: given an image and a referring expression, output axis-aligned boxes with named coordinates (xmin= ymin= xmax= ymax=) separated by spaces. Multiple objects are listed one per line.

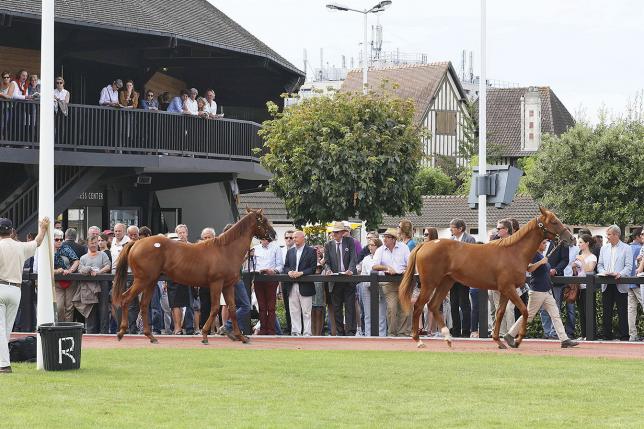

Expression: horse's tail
xmin=112 ymin=241 xmax=134 ymax=307
xmin=399 ymin=243 xmax=423 ymax=312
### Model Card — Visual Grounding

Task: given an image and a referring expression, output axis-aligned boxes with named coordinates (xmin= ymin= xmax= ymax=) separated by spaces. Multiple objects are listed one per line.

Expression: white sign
xmin=58 ymin=336 xmax=76 ymax=364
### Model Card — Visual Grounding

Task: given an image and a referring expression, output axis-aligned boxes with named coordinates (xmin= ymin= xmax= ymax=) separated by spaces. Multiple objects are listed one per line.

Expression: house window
xmin=436 ymin=111 xmax=457 ymax=136
xmin=529 ymin=122 xmax=534 ymax=129
xmin=529 ymin=110 xmax=534 ymax=117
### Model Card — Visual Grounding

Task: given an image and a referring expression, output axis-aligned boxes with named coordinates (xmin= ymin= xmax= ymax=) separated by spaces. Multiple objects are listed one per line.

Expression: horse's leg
xmin=412 ymin=285 xmax=433 ymax=348
xmin=201 ymin=281 xmax=222 ymax=345
xmin=427 ymin=279 xmax=454 ymax=347
xmin=493 ymin=292 xmax=510 ymax=349
xmin=507 ymin=288 xmax=529 ymax=347
xmin=222 ymin=281 xmax=249 ymax=344
xmin=117 ymin=279 xmax=139 ymax=340
xmin=139 ymin=283 xmax=157 ymax=344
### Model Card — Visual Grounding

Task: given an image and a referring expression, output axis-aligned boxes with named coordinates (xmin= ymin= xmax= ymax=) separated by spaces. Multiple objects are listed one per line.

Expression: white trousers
xmin=627 ymin=287 xmax=643 ymax=338
xmin=289 ymin=284 xmax=312 ymax=336
xmin=489 ymin=290 xmax=515 ymax=335
xmin=508 ymin=290 xmax=568 ymax=341
xmin=0 ymin=285 xmax=21 ymax=367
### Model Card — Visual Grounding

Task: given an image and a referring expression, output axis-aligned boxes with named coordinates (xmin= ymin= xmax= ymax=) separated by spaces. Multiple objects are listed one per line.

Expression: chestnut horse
xmin=399 ymin=207 xmax=573 ymax=349
xmin=112 ymin=208 xmax=276 ymax=344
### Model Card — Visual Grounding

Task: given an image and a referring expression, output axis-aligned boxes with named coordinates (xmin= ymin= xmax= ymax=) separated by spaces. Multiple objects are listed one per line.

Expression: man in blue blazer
xmin=284 ymin=230 xmax=318 ymax=336
xmin=597 ymin=225 xmax=633 ymax=341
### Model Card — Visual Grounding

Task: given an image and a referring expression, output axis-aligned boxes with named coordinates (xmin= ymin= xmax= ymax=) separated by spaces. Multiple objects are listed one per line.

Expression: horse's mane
xmin=211 ymin=212 xmax=255 ymax=247
xmin=489 ymin=217 xmax=538 ymax=248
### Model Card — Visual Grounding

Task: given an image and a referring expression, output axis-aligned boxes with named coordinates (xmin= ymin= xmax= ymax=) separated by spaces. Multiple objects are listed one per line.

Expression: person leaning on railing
xmin=141 ymin=90 xmax=159 ymax=110
xmin=53 ymin=228 xmax=80 ymax=323
xmin=76 ymin=235 xmax=111 ymax=334
xmin=0 ymin=216 xmax=49 ymax=374
xmin=119 ymin=80 xmax=139 ymax=109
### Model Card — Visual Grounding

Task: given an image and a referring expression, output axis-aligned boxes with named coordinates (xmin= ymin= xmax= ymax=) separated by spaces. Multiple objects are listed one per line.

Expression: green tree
xmin=526 ymin=120 xmax=644 ymax=226
xmin=258 ymin=90 xmax=426 ymax=229
xmin=415 ymin=166 xmax=455 ymax=195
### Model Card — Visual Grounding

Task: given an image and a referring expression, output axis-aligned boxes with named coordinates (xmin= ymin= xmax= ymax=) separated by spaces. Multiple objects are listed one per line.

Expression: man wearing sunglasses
xmin=141 ymin=90 xmax=159 ymax=110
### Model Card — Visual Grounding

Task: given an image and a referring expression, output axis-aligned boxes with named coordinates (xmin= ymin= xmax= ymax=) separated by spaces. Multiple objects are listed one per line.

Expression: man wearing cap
xmin=102 ymin=229 xmax=114 ymax=246
xmin=324 ymin=221 xmax=357 ymax=336
xmin=372 ymin=227 xmax=411 ymax=336
xmin=0 ymin=216 xmax=49 ymax=373
xmin=99 ymin=79 xmax=123 ymax=107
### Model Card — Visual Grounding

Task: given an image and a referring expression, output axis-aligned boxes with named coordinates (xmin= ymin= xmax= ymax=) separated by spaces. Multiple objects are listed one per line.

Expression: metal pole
xmin=585 ymin=274 xmax=595 ymax=341
xmin=363 ymin=11 xmax=368 ymax=95
xmin=370 ymin=272 xmax=379 ymax=336
xmin=476 ymin=0 xmax=488 ymax=339
xmin=36 ymin=0 xmax=56 ymax=370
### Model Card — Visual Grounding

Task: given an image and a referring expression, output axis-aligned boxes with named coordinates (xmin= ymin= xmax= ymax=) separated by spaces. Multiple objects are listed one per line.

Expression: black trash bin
xmin=37 ymin=322 xmax=84 ymax=371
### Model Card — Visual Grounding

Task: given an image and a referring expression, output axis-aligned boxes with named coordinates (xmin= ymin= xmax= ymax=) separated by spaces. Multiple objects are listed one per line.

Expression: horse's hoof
xmin=417 ymin=341 xmax=426 ymax=349
xmin=240 ymin=335 xmax=250 ymax=344
xmin=445 ymin=338 xmax=452 ymax=348
xmin=226 ymin=332 xmax=237 ymax=342
xmin=116 ymin=333 xmax=124 ymax=341
xmin=201 ymin=339 xmax=209 ymax=345
xmin=150 ymin=338 xmax=158 ymax=344
xmin=497 ymin=343 xmax=507 ymax=349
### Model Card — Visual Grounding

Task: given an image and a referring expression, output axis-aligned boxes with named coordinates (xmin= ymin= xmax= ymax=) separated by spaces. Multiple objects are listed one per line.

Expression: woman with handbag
xmin=573 ymin=234 xmax=597 ymax=340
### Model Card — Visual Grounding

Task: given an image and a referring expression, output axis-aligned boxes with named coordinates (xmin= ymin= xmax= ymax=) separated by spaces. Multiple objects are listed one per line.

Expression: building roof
xmin=239 ymin=191 xmax=541 ymax=229
xmin=340 ymin=62 xmax=466 ymax=124
xmin=0 ymin=0 xmax=301 ymax=75
xmin=381 ymin=195 xmax=540 ymax=229
xmin=477 ymin=87 xmax=575 ymax=157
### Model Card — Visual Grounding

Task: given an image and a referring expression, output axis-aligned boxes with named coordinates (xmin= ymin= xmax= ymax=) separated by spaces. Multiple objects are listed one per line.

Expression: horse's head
xmin=247 ymin=208 xmax=276 ymax=241
xmin=537 ymin=206 xmax=574 ymax=246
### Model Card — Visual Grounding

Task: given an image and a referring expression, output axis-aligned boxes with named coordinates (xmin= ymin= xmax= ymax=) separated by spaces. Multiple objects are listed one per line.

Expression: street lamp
xmin=326 ymin=1 xmax=393 ymax=94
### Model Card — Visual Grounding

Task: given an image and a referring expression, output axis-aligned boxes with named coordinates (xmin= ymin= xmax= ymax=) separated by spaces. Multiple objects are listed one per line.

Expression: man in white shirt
xmin=204 ymin=89 xmax=218 ymax=118
xmin=0 ymin=216 xmax=49 ymax=373
xmin=184 ymin=88 xmax=199 ymax=115
xmin=110 ymin=223 xmax=130 ymax=273
xmin=253 ymin=238 xmax=283 ymax=335
xmin=597 ymin=225 xmax=633 ymax=341
xmin=372 ymin=228 xmax=411 ymax=336
xmin=99 ymin=79 xmax=123 ymax=107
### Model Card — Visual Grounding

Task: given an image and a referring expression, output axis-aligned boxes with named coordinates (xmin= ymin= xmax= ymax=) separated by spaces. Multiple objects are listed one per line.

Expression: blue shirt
xmin=629 ymin=242 xmax=642 ymax=289
xmin=406 ymin=239 xmax=416 ymax=251
xmin=166 ymin=96 xmax=183 ymax=113
xmin=529 ymin=252 xmax=551 ymax=292
xmin=54 ymin=244 xmax=79 ymax=269
xmin=141 ymin=99 xmax=159 ymax=110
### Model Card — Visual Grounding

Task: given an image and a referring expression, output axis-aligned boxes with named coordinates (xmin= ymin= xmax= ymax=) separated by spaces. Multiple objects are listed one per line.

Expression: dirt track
xmin=47 ymin=334 xmax=644 ymax=360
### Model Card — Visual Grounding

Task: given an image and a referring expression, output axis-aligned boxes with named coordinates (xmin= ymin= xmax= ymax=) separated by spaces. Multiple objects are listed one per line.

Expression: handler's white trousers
xmin=508 ymin=290 xmax=569 ymax=341
xmin=0 ymin=284 xmax=21 ymax=367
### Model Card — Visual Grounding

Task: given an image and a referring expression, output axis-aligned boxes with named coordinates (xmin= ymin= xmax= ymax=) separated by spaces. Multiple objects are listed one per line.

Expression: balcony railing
xmin=0 ymin=99 xmax=263 ymax=161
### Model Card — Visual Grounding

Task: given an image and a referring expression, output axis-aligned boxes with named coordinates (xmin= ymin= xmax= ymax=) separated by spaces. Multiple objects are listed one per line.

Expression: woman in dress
xmin=356 ymin=238 xmax=387 ymax=336
xmin=573 ymin=234 xmax=597 ymax=340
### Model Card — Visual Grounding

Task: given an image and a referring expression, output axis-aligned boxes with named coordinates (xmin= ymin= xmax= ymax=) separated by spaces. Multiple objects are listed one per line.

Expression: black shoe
xmin=0 ymin=366 xmax=12 ymax=373
xmin=503 ymin=333 xmax=517 ymax=348
xmin=561 ymin=339 xmax=579 ymax=348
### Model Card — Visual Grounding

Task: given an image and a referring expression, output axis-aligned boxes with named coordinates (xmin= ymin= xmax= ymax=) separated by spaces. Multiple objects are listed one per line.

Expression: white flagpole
xmin=36 ymin=0 xmax=56 ymax=370
xmin=477 ymin=0 xmax=487 ymax=243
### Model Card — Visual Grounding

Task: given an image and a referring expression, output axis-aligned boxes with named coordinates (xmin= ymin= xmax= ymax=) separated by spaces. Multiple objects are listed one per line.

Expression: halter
xmin=536 ymin=217 xmax=562 ymax=257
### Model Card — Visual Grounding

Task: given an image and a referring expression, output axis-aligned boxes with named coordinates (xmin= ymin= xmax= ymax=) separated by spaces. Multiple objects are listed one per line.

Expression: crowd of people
xmin=3 ymin=215 xmax=644 ymax=368
xmin=0 ymin=70 xmax=222 ymax=118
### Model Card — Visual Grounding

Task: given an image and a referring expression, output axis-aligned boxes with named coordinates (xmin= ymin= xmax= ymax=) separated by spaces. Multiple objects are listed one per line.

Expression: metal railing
xmin=0 ymin=99 xmax=263 ymax=161
xmin=22 ymin=272 xmax=644 ymax=339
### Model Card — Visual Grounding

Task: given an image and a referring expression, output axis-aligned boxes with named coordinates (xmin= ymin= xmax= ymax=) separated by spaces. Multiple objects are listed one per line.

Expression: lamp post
xmin=326 ymin=1 xmax=392 ymax=95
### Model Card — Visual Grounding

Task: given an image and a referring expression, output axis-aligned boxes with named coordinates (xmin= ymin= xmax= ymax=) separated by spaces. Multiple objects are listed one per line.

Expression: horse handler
xmin=0 ymin=217 xmax=49 ymax=373
xmin=504 ymin=238 xmax=578 ymax=349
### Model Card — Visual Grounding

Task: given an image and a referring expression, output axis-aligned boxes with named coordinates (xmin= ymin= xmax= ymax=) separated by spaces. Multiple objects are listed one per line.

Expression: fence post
xmin=478 ymin=288 xmax=488 ymax=338
xmin=370 ymin=273 xmax=379 ymax=337
xmin=586 ymin=274 xmax=595 ymax=341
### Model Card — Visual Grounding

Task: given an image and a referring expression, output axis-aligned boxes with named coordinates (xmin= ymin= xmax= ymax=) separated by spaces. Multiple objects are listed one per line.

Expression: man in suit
xmin=324 ymin=221 xmax=357 ymax=336
xmin=597 ymin=225 xmax=633 ymax=340
xmin=449 ymin=219 xmax=475 ymax=338
xmin=281 ymin=230 xmax=296 ymax=335
xmin=540 ymin=236 xmax=571 ymax=339
xmin=284 ymin=230 xmax=317 ymax=336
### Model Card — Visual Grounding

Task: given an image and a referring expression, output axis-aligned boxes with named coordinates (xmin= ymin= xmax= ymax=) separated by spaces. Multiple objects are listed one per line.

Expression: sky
xmin=210 ymin=1 xmax=644 ymax=123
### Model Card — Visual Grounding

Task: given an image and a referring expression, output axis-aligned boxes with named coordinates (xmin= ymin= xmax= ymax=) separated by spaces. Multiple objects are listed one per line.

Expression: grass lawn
xmin=2 ymin=348 xmax=642 ymax=428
